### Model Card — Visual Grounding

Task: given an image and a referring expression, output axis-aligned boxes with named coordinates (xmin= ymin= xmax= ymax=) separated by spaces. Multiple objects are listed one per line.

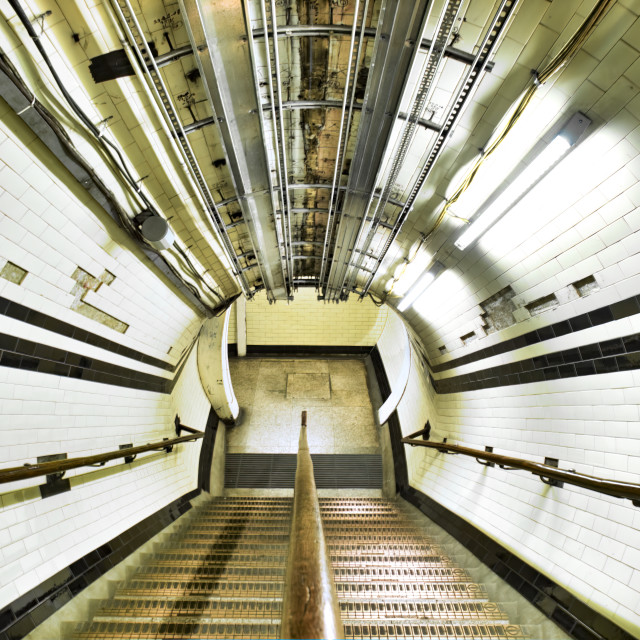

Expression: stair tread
xmin=73 ymin=496 xmax=529 ymax=639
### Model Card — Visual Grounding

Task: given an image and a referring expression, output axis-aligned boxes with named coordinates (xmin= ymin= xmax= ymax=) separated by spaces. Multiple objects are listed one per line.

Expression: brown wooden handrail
xmin=402 ymin=429 xmax=640 ymax=507
xmin=281 ymin=411 xmax=344 ymax=640
xmin=0 ymin=425 xmax=204 ymax=485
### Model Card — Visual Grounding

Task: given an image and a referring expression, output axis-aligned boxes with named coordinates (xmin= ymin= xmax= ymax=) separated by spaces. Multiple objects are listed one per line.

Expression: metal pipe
xmin=262 ymin=0 xmax=295 ymax=291
xmin=243 ymin=0 xmax=291 ymax=294
xmin=281 ymin=412 xmax=344 ymax=639
xmin=402 ymin=436 xmax=640 ymax=507
xmin=154 ymin=44 xmax=193 ymax=66
xmin=360 ymin=0 xmax=521 ymax=296
xmin=321 ymin=0 xmax=435 ymax=302
xmin=319 ymin=0 xmax=368 ymax=288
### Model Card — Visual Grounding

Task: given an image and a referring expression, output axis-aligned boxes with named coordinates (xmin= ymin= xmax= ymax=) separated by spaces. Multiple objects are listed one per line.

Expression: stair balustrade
xmin=403 ymin=427 xmax=640 ymax=506
xmin=0 ymin=417 xmax=203 ymax=485
xmin=280 ymin=410 xmax=344 ymax=640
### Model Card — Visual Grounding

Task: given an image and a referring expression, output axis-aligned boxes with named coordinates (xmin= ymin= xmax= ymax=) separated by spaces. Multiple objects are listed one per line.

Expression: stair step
xmin=73 ymin=619 xmax=528 ymax=639
xmin=94 ymin=597 xmax=511 ymax=622
xmin=334 ymin=581 xmax=489 ymax=600
xmin=72 ymin=496 xmax=531 ymax=639
xmin=117 ymin=579 xmax=284 ymax=598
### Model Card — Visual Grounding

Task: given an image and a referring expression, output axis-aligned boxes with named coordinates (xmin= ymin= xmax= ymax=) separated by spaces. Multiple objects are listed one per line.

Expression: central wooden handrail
xmin=281 ymin=411 xmax=344 ymax=640
xmin=402 ymin=430 xmax=640 ymax=507
xmin=0 ymin=424 xmax=204 ymax=485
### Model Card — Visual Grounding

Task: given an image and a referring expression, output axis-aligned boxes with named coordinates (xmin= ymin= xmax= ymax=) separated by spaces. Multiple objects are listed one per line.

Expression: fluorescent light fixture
xmin=393 ymin=249 xmax=432 ymax=296
xmin=454 ymin=112 xmax=591 ymax=251
xmin=397 ymin=261 xmax=445 ymax=312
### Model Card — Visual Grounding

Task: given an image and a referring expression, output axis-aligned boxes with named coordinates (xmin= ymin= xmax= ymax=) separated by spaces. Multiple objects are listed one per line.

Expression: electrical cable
xmin=169 ymin=244 xmax=224 ymax=304
xmin=5 ymin=0 xmax=237 ymax=313
xmin=422 ymin=0 xmax=616 ymax=242
xmin=0 ymin=47 xmax=217 ymax=313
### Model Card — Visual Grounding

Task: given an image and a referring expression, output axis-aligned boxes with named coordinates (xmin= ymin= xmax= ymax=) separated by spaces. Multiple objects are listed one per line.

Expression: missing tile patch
xmin=525 ymin=293 xmax=558 ymax=316
xmin=0 ymin=261 xmax=27 ymax=285
xmin=70 ymin=267 xmax=128 ymax=334
xmin=572 ymin=275 xmax=599 ymax=297
xmin=480 ymin=285 xmax=516 ymax=333
xmin=460 ymin=331 xmax=477 ymax=346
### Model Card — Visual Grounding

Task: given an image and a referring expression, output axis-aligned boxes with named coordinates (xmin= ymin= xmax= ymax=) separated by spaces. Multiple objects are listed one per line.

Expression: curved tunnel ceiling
xmin=0 ymin=0 xmax=624 ymax=307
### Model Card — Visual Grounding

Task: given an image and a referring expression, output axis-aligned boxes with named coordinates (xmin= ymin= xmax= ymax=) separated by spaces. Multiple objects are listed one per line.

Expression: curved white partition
xmin=377 ymin=310 xmax=412 ymax=425
xmin=197 ymin=306 xmax=240 ymax=423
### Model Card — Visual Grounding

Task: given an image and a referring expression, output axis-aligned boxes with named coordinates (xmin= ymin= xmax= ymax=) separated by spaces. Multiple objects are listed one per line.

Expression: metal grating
xmin=224 ymin=453 xmax=382 ymax=488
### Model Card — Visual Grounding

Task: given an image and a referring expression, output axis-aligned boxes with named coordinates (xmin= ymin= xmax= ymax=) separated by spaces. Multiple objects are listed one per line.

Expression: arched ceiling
xmin=0 ymin=0 xmax=631 ymax=310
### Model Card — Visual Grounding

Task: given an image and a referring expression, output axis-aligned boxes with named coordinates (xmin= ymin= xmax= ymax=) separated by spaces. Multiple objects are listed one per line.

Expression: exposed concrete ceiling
xmin=0 ymin=0 xmax=634 ymax=310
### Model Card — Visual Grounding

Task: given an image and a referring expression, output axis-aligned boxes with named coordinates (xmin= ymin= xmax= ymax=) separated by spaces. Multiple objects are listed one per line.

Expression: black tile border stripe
xmin=434 ymin=331 xmax=640 ymax=394
xmin=228 ymin=344 xmax=373 ymax=357
xmin=0 ymin=333 xmax=169 ymax=393
xmin=224 ymin=453 xmax=383 ymax=489
xmin=433 ymin=294 xmax=640 ymax=373
xmin=0 ymin=489 xmax=200 ymax=640
xmin=0 ymin=296 xmax=174 ymax=371
xmin=369 ymin=346 xmax=636 ymax=640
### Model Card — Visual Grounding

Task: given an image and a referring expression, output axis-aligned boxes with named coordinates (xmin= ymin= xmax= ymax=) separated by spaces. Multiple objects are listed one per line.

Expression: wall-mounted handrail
xmin=281 ymin=411 xmax=344 ymax=640
xmin=403 ymin=429 xmax=640 ymax=507
xmin=0 ymin=420 xmax=203 ymax=485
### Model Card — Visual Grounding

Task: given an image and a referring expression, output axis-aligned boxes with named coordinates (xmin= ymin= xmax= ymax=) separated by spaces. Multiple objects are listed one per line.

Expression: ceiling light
xmin=397 ymin=261 xmax=445 ymax=312
xmin=454 ymin=112 xmax=591 ymax=251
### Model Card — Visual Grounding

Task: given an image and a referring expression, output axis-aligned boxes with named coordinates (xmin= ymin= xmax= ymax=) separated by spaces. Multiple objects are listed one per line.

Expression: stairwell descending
xmin=72 ymin=495 xmax=531 ymax=639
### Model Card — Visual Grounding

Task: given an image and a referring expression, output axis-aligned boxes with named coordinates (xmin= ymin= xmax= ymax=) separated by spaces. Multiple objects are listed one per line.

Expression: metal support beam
xmin=344 ymin=0 xmax=464 ymax=294
xmin=359 ymin=0 xmax=521 ymax=297
xmin=251 ymin=25 xmax=494 ymax=72
xmin=322 ymin=0 xmax=435 ymax=301
xmin=221 ymin=186 xmax=405 ymax=213
xmin=187 ymin=104 xmax=441 ymax=135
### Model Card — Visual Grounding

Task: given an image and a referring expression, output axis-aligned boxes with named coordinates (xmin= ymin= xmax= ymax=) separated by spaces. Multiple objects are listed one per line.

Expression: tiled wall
xmin=403 ymin=11 xmax=640 ymax=369
xmin=0 ymin=101 xmax=214 ymax=613
xmin=0 ymin=98 xmax=203 ymax=364
xmin=379 ymin=6 xmax=640 ymax=636
xmin=380 ymin=322 xmax=640 ymax=635
xmin=0 ymin=347 xmax=210 ymax=614
xmin=230 ymin=288 xmax=388 ymax=346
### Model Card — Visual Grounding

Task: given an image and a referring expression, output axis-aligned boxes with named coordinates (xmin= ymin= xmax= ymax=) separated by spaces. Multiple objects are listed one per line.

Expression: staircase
xmin=72 ymin=496 xmax=528 ymax=639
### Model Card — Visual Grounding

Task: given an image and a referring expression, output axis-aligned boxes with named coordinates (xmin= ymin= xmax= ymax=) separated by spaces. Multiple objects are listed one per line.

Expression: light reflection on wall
xmin=411 ymin=269 xmax=466 ymax=322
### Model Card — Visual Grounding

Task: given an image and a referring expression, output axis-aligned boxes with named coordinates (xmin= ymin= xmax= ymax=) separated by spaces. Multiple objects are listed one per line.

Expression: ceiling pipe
xmin=107 ymin=0 xmax=251 ymax=295
xmin=359 ymin=0 xmax=522 ymax=298
xmin=343 ymin=0 xmax=465 ymax=295
xmin=262 ymin=0 xmax=295 ymax=293
xmin=318 ymin=0 xmax=369 ymax=289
